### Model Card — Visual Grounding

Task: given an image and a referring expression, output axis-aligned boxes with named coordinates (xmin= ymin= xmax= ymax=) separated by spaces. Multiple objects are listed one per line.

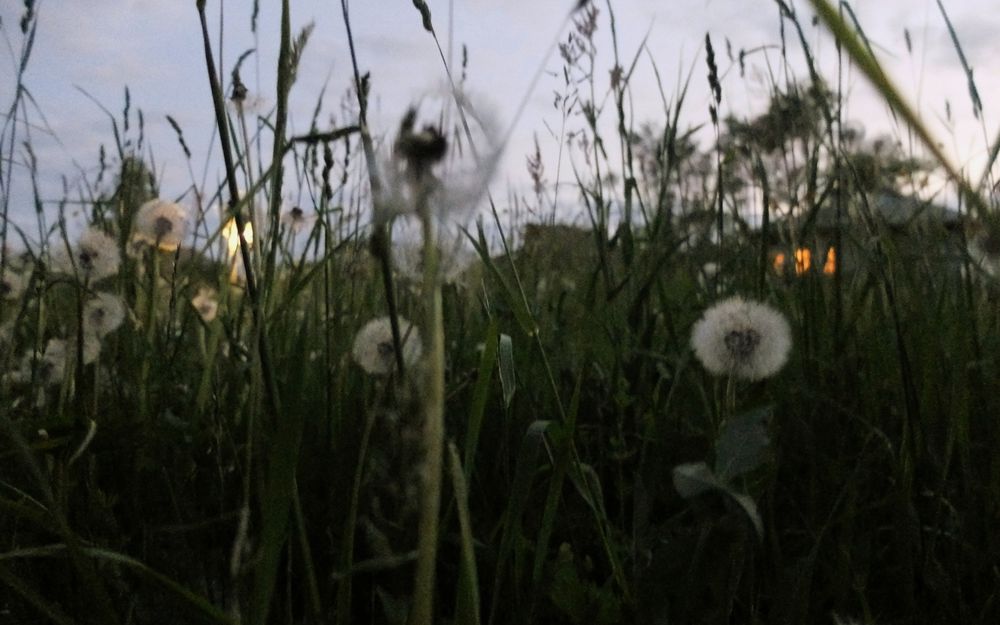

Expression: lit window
xmin=772 ymin=252 xmax=787 ymax=272
xmin=823 ymin=247 xmax=836 ymax=275
xmin=222 ymin=217 xmax=254 ymax=284
xmin=223 ymin=217 xmax=253 ymax=258
xmin=794 ymin=248 xmax=811 ymax=275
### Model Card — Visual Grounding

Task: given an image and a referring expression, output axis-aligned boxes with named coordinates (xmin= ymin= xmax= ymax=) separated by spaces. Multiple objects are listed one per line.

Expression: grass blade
xmin=464 ymin=318 xmax=500 ymax=480
xmin=487 ymin=419 xmax=552 ymax=625
xmin=449 ymin=442 xmax=482 ymax=625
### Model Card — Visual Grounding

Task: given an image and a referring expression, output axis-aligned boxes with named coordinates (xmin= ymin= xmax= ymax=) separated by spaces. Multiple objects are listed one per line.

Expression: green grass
xmin=2 ymin=1 xmax=1000 ymax=624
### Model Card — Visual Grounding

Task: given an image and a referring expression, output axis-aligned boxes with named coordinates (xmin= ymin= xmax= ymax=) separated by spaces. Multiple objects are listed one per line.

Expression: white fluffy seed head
xmin=134 ymin=199 xmax=188 ymax=252
xmin=392 ymin=229 xmax=476 ymax=286
xmin=691 ymin=296 xmax=792 ymax=381
xmin=52 ymin=228 xmax=121 ymax=283
xmin=84 ymin=292 xmax=126 ymax=338
xmin=191 ymin=287 xmax=219 ymax=322
xmin=1 ymin=269 xmax=27 ymax=300
xmin=351 ymin=316 xmax=422 ymax=376
xmin=967 ymin=225 xmax=1000 ymax=278
xmin=377 ymin=89 xmax=503 ymax=226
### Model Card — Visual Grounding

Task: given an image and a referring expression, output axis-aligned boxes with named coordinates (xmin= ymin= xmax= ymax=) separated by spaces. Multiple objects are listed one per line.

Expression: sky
xmin=2 ymin=0 xmax=999 ymax=246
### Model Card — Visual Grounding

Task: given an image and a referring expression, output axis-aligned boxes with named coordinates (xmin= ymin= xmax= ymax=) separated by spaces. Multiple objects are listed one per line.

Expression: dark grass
xmin=2 ymin=2 xmax=1000 ymax=624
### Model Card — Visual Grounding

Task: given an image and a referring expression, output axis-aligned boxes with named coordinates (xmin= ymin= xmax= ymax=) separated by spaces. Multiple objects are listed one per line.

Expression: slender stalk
xmin=262 ymin=0 xmax=292 ymax=305
xmin=339 ymin=0 xmax=407 ymax=376
xmin=806 ymin=0 xmax=990 ymax=221
xmin=195 ymin=0 xmax=282 ymax=419
xmin=410 ymin=194 xmax=445 ymax=625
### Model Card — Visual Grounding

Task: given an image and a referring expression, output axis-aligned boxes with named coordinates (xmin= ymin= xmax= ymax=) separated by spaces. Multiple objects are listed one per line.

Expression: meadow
xmin=2 ymin=1 xmax=1000 ymax=624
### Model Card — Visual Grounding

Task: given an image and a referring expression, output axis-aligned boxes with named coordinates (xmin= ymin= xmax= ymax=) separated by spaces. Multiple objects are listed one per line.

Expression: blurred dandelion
xmin=79 ymin=333 xmax=102 ymax=365
xmin=191 ymin=287 xmax=219 ymax=322
xmin=0 ymin=320 xmax=13 ymax=359
xmin=378 ymin=90 xmax=503 ymax=225
xmin=392 ymin=224 xmax=475 ymax=285
xmin=698 ymin=262 xmax=720 ymax=290
xmin=1 ymin=270 xmax=26 ymax=300
xmin=691 ymin=296 xmax=791 ymax=381
xmin=967 ymin=224 xmax=1000 ymax=278
xmin=52 ymin=227 xmax=120 ymax=283
xmin=10 ymin=338 xmax=70 ymax=386
xmin=11 ymin=336 xmax=100 ymax=387
xmin=83 ymin=292 xmax=126 ymax=338
xmin=280 ymin=205 xmax=315 ymax=234
xmin=351 ymin=316 xmax=422 ymax=376
xmin=133 ymin=199 xmax=188 ymax=252
xmin=2 ymin=246 xmax=33 ymax=273
xmin=37 ymin=339 xmax=69 ymax=385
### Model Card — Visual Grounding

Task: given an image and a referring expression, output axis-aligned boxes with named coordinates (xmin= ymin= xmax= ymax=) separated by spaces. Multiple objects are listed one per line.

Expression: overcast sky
xmin=2 ymin=0 xmax=999 ymax=242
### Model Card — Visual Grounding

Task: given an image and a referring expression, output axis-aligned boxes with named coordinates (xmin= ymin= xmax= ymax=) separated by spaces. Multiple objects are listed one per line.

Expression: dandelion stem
xmin=139 ymin=250 xmax=158 ymax=421
xmin=411 ymin=193 xmax=445 ymax=625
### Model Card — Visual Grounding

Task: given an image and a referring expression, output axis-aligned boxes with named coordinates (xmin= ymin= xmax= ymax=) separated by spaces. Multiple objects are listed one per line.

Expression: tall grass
xmin=2 ymin=1 xmax=1000 ymax=624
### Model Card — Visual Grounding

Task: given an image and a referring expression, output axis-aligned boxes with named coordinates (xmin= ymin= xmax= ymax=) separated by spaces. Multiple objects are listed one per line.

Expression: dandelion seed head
xmin=53 ymin=228 xmax=120 ymax=282
xmin=280 ymin=204 xmax=315 ymax=234
xmin=691 ymin=296 xmax=791 ymax=381
xmin=391 ymin=223 xmax=476 ymax=285
xmin=378 ymin=89 xmax=503 ymax=225
xmin=134 ymin=199 xmax=187 ymax=251
xmin=967 ymin=224 xmax=1000 ymax=278
xmin=80 ymin=333 xmax=102 ymax=365
xmin=1 ymin=270 xmax=26 ymax=300
xmin=2 ymin=245 xmax=33 ymax=273
xmin=351 ymin=316 xmax=422 ymax=376
xmin=191 ymin=287 xmax=219 ymax=322
xmin=0 ymin=321 xmax=13 ymax=360
xmin=84 ymin=292 xmax=126 ymax=338
xmin=38 ymin=338 xmax=68 ymax=385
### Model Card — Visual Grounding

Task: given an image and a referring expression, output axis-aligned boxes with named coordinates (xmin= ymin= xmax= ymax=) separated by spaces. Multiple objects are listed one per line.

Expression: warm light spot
xmin=823 ymin=247 xmax=836 ymax=275
xmin=223 ymin=217 xmax=253 ymax=258
xmin=794 ymin=248 xmax=812 ymax=275
xmin=773 ymin=252 xmax=786 ymax=272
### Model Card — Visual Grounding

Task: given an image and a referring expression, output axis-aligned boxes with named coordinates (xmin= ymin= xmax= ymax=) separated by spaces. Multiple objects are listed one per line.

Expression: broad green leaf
xmin=672 ymin=461 xmax=719 ymax=498
xmin=673 ymin=462 xmax=764 ymax=539
xmin=714 ymin=407 xmax=772 ymax=481
xmin=726 ymin=490 xmax=764 ymax=539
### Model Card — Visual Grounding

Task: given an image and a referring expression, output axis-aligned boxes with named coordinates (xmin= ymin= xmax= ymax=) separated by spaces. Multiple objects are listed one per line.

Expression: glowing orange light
xmin=773 ymin=252 xmax=786 ymax=272
xmin=823 ymin=247 xmax=836 ymax=275
xmin=794 ymin=248 xmax=812 ymax=275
